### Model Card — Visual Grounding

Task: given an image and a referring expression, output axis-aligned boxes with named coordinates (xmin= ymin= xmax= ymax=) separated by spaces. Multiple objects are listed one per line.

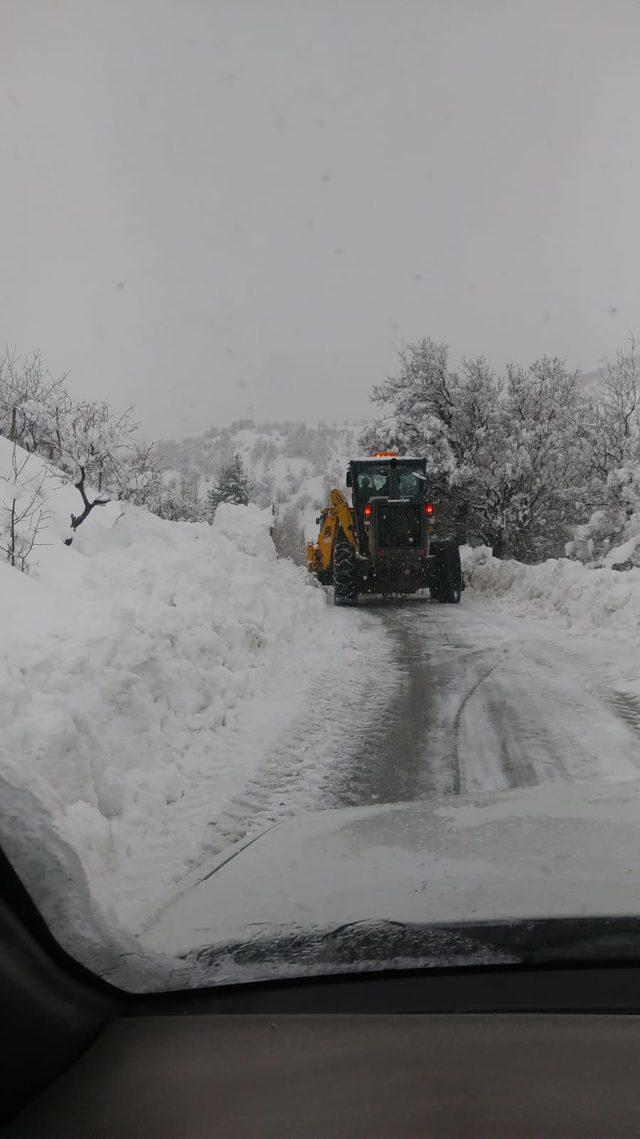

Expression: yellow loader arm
xmin=307 ymin=488 xmax=358 ymax=577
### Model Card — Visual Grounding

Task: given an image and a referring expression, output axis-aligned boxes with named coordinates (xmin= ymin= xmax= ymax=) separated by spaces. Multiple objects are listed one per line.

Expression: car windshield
xmin=4 ymin=0 xmax=640 ymax=996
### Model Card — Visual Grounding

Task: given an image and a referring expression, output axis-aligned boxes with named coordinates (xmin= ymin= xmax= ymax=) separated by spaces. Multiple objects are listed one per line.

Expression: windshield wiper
xmin=179 ymin=916 xmax=640 ymax=987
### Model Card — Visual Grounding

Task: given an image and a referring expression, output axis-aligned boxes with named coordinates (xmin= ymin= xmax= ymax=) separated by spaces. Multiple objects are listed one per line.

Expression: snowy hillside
xmin=0 ymin=437 xmax=373 ymax=948
xmin=160 ymin=419 xmax=361 ymax=546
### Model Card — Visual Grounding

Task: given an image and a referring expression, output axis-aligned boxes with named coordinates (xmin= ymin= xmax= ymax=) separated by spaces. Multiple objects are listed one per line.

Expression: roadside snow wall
xmin=0 ymin=438 xmax=337 ymax=941
xmin=462 ymin=545 xmax=640 ymax=639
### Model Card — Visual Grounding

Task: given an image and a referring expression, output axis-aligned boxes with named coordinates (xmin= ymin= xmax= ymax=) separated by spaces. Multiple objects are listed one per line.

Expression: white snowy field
xmin=0 ymin=438 xmax=379 ymax=935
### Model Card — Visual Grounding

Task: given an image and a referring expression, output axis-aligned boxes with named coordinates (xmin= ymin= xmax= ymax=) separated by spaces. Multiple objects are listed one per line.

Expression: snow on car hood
xmin=141 ymin=778 xmax=640 ymax=979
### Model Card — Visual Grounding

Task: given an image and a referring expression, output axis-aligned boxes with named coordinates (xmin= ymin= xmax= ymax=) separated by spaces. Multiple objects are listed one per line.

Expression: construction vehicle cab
xmin=307 ymin=453 xmax=462 ymax=606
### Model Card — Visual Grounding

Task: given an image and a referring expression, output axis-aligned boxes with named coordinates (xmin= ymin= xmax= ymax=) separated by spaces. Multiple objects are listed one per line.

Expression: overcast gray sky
xmin=2 ymin=0 xmax=640 ymax=437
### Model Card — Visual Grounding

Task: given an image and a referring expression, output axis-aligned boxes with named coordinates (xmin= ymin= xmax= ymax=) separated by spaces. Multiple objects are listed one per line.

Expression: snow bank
xmin=0 ymin=438 xmax=348 ymax=938
xmin=462 ymin=544 xmax=640 ymax=639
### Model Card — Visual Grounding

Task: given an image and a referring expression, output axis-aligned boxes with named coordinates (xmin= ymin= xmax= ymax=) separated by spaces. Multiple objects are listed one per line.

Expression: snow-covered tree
xmin=48 ymin=401 xmax=137 ymax=539
xmin=1 ymin=346 xmax=175 ymax=537
xmin=363 ymin=340 xmax=496 ymax=544
xmin=207 ymin=452 xmax=251 ymax=517
xmin=115 ymin=440 xmax=165 ymax=507
xmin=567 ymin=465 xmax=640 ymax=567
xmin=581 ymin=337 xmax=640 ymax=481
xmin=482 ymin=357 xmax=589 ymax=559
xmin=0 ymin=443 xmax=49 ymax=572
xmin=149 ymin=476 xmax=208 ymax=522
xmin=0 ymin=348 xmax=68 ymax=455
xmin=563 ymin=339 xmax=640 ymax=567
xmin=363 ymin=339 xmax=591 ymax=560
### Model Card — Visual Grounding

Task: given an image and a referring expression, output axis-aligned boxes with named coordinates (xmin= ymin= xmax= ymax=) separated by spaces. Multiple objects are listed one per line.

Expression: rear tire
xmin=431 ymin=543 xmax=462 ymax=604
xmin=333 ymin=533 xmax=358 ymax=607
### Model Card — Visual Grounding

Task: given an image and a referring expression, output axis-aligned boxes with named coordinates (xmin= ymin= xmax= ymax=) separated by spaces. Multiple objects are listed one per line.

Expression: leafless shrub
xmin=0 ymin=444 xmax=49 ymax=573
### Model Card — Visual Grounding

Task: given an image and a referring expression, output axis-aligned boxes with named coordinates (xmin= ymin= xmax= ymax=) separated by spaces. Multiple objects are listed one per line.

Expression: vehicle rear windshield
xmin=397 ymin=469 xmax=425 ymax=497
xmin=357 ymin=467 xmax=391 ymax=496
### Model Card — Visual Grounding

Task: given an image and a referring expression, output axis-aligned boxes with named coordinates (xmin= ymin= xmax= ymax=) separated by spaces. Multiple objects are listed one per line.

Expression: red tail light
xmin=425 ymin=502 xmax=435 ymax=516
xmin=364 ymin=503 xmax=372 ymax=518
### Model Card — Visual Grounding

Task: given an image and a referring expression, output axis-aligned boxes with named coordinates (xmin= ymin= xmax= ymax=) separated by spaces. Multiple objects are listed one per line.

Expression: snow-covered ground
xmin=140 ymin=592 xmax=640 ymax=989
xmin=0 ymin=437 xmax=379 ymax=937
xmin=6 ymin=432 xmax=640 ymax=988
xmin=462 ymin=544 xmax=640 ymax=639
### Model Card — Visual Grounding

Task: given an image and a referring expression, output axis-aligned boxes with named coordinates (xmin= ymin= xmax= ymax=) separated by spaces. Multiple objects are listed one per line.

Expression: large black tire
xmin=431 ymin=543 xmax=462 ymax=604
xmin=333 ymin=533 xmax=358 ymax=607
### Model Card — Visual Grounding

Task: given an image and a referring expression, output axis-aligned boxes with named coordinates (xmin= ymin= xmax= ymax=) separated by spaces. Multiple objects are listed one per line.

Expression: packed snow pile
xmin=462 ymin=545 xmax=640 ymax=639
xmin=0 ymin=437 xmax=363 ymax=939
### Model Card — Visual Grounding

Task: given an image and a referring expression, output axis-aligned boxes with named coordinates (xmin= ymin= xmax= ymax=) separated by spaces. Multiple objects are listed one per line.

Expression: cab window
xmin=357 ymin=467 xmax=390 ymax=497
xmin=397 ymin=469 xmax=424 ymax=497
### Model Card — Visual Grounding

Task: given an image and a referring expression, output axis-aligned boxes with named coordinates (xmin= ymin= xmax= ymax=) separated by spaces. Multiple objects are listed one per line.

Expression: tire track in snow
xmin=139 ymin=594 xmax=640 ymax=931
xmin=156 ymin=609 xmax=393 ymax=878
xmin=607 ymin=691 xmax=640 ymax=736
xmin=451 ymin=662 xmax=498 ymax=795
xmin=323 ymin=598 xmax=440 ymax=807
xmin=325 ymin=597 xmax=640 ymax=811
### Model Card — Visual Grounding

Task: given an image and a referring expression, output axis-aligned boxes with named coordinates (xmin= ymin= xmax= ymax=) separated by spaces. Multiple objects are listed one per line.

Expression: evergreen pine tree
xmin=207 ymin=452 xmax=251 ymax=517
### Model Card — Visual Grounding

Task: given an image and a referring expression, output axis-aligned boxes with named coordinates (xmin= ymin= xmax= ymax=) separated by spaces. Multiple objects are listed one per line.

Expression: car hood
xmin=141 ymin=779 xmax=640 ymax=982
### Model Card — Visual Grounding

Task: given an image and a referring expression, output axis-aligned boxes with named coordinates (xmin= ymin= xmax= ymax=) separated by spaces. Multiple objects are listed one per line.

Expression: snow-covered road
xmin=328 ymin=597 xmax=640 ymax=807
xmin=154 ymin=594 xmax=640 ymax=933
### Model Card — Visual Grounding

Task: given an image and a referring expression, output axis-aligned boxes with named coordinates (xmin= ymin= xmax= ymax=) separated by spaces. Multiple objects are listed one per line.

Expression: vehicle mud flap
xmin=333 ymin=533 xmax=358 ymax=607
